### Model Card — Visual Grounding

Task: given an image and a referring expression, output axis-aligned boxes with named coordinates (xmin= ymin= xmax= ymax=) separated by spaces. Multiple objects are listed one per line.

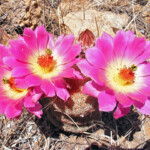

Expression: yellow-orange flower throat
xmin=3 ymin=77 xmax=24 ymax=93
xmin=114 ymin=65 xmax=137 ymax=86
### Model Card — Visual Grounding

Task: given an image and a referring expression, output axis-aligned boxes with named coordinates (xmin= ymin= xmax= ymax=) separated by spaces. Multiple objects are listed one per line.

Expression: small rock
xmin=134 ymin=4 xmax=142 ymax=12
xmin=20 ymin=13 xmax=25 ymax=18
xmin=24 ymin=12 xmax=30 ymax=20
xmin=144 ymin=117 xmax=150 ymax=140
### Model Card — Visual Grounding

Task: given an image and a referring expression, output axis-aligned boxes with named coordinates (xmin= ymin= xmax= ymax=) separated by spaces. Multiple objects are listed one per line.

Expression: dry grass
xmin=0 ymin=0 xmax=150 ymax=149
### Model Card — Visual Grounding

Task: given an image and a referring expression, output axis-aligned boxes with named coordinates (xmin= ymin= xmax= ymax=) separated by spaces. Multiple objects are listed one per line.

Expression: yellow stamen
xmin=114 ymin=65 xmax=137 ymax=86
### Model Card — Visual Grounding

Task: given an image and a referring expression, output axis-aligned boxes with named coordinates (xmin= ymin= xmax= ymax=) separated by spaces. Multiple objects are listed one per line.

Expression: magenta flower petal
xmin=0 ymin=100 xmax=9 ymax=114
xmin=142 ymin=63 xmax=150 ymax=76
xmin=5 ymin=100 xmax=22 ymax=119
xmin=90 ymin=68 xmax=106 ymax=86
xmin=143 ymin=76 xmax=150 ymax=86
xmin=115 ymin=93 xmax=133 ymax=107
xmin=59 ymin=68 xmax=82 ymax=79
xmin=23 ymin=94 xmax=36 ymax=108
xmin=54 ymin=34 xmax=65 ymax=49
xmin=125 ymin=37 xmax=146 ymax=61
xmin=83 ymin=81 xmax=105 ymax=98
xmin=12 ymin=66 xmax=31 ymax=77
xmin=27 ymin=103 xmax=43 ymax=118
xmin=95 ymin=36 xmax=113 ymax=61
xmin=31 ymin=92 xmax=43 ymax=103
xmin=36 ymin=25 xmax=49 ymax=50
xmin=58 ymin=68 xmax=75 ymax=78
xmin=138 ymin=86 xmax=150 ymax=97
xmin=127 ymin=92 xmax=147 ymax=103
xmin=53 ymin=79 xmax=70 ymax=101
xmin=0 ymin=44 xmax=10 ymax=64
xmin=23 ymin=90 xmax=42 ymax=108
xmin=135 ymin=99 xmax=150 ymax=115
xmin=40 ymin=80 xmax=55 ymax=97
xmin=114 ymin=104 xmax=130 ymax=119
xmin=23 ymin=27 xmax=38 ymax=50
xmin=48 ymin=33 xmax=54 ymax=49
xmin=126 ymin=31 xmax=135 ymax=45
xmin=9 ymin=40 xmax=32 ymax=62
xmin=86 ymin=47 xmax=107 ymax=69
xmin=101 ymin=32 xmax=113 ymax=45
xmin=15 ymin=77 xmax=29 ymax=89
xmin=56 ymin=87 xmax=70 ymax=101
xmin=25 ymin=75 xmax=41 ymax=87
xmin=134 ymin=41 xmax=150 ymax=64
xmin=98 ymin=90 xmax=116 ymax=112
xmin=73 ymin=69 xmax=83 ymax=80
xmin=62 ymin=58 xmax=81 ymax=70
xmin=113 ymin=30 xmax=127 ymax=57
xmin=63 ymin=43 xmax=81 ymax=63
xmin=3 ymin=56 xmax=25 ymax=69
xmin=77 ymin=59 xmax=93 ymax=77
xmin=56 ymin=34 xmax=74 ymax=56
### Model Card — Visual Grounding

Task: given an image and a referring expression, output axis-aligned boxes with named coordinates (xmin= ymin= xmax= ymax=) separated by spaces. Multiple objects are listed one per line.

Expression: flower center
xmin=114 ymin=64 xmax=137 ymax=86
xmin=37 ymin=49 xmax=56 ymax=73
xmin=3 ymin=77 xmax=24 ymax=93
xmin=37 ymin=54 xmax=53 ymax=68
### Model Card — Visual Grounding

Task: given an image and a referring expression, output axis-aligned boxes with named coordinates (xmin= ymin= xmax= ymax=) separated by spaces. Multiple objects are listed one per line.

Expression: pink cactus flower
xmin=78 ymin=30 xmax=150 ymax=119
xmin=4 ymin=25 xmax=82 ymax=101
xmin=0 ymin=45 xmax=43 ymax=119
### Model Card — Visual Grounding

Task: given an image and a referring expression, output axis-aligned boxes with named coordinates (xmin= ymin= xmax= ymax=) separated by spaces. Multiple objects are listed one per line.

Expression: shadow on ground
xmin=35 ymin=101 xmax=141 ymax=143
xmin=101 ymin=107 xmax=141 ymax=141
xmin=85 ymin=140 xmax=150 ymax=150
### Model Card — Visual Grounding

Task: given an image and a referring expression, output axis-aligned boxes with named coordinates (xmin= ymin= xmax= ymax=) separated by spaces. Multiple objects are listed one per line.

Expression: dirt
xmin=0 ymin=0 xmax=150 ymax=149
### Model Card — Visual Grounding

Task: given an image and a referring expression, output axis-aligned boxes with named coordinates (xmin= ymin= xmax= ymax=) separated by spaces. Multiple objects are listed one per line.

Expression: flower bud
xmin=78 ymin=29 xmax=95 ymax=50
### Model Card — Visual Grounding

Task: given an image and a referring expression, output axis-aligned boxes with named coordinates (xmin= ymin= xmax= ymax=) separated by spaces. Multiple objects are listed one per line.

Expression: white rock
xmin=62 ymin=10 xmax=130 ymax=37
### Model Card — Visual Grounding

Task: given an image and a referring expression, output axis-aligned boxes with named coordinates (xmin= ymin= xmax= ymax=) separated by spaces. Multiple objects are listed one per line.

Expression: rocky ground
xmin=0 ymin=0 xmax=150 ymax=149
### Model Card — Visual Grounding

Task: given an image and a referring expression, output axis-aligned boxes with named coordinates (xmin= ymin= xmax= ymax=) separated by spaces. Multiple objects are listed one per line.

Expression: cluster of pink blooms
xmin=0 ymin=25 xmax=150 ymax=120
